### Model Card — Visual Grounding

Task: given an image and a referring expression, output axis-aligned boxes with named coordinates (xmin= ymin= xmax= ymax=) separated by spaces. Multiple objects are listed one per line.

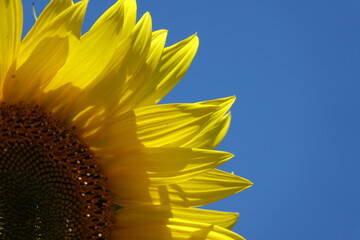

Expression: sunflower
xmin=0 ymin=0 xmax=252 ymax=239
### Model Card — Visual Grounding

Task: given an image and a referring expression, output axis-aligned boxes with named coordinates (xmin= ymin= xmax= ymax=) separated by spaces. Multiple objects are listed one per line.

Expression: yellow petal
xmin=134 ymin=97 xmax=234 ymax=149
xmin=37 ymin=0 xmax=139 ymax=124
xmin=147 ymin=148 xmax=233 ymax=185
xmin=139 ymin=33 xmax=199 ymax=105
xmin=3 ymin=0 xmax=87 ymax=103
xmin=88 ymin=11 xmax=153 ymax=104
xmin=45 ymin=0 xmax=140 ymax=91
xmin=104 ymin=147 xmax=233 ymax=186
xmin=121 ymin=0 xmax=137 ymax=37
xmin=186 ymin=112 xmax=231 ymax=149
xmin=114 ymin=29 xmax=168 ymax=114
xmin=147 ymin=30 xmax=169 ymax=75
xmin=0 ymin=0 xmax=22 ymax=98
xmin=149 ymin=169 xmax=253 ymax=207
xmin=171 ymin=208 xmax=239 ymax=229
xmin=169 ymin=218 xmax=245 ymax=240
xmin=23 ymin=0 xmax=74 ymax=42
xmin=85 ymin=97 xmax=235 ymax=151
xmin=107 ymin=31 xmax=198 ymax=113
xmin=182 ymin=97 xmax=234 ymax=149
xmin=113 ymin=205 xmax=244 ymax=240
xmin=44 ymin=12 xmax=152 ymax=132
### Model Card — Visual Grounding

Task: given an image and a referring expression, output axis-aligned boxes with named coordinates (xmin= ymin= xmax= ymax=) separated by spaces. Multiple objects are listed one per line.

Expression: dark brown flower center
xmin=0 ymin=103 xmax=114 ymax=240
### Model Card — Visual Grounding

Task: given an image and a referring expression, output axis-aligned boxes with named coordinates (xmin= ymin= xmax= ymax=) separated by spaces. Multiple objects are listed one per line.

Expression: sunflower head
xmin=0 ymin=103 xmax=114 ymax=239
xmin=0 ymin=0 xmax=252 ymax=239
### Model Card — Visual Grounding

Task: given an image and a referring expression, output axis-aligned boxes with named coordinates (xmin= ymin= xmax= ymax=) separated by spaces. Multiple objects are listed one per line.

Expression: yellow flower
xmin=0 ymin=0 xmax=252 ymax=239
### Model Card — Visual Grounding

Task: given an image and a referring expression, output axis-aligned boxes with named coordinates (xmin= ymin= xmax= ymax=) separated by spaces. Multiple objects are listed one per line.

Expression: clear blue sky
xmin=24 ymin=1 xmax=360 ymax=240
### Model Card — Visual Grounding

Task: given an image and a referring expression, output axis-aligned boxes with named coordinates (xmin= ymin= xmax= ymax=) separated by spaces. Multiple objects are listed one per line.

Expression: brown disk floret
xmin=0 ymin=103 xmax=114 ymax=240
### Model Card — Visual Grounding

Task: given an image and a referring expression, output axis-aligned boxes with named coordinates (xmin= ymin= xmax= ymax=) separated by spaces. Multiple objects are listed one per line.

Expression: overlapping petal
xmin=148 ymin=34 xmax=199 ymax=104
xmin=23 ymin=0 xmax=74 ymax=41
xmin=104 ymin=147 xmax=233 ymax=185
xmin=0 ymin=0 xmax=22 ymax=99
xmin=40 ymin=10 xmax=153 ymax=126
xmin=104 ymin=148 xmax=236 ymax=206
xmin=44 ymin=0 xmax=136 ymax=91
xmin=3 ymin=0 xmax=87 ymax=103
xmin=148 ymin=169 xmax=252 ymax=207
xmin=113 ymin=205 xmax=245 ymax=239
xmin=85 ymin=97 xmax=234 ymax=153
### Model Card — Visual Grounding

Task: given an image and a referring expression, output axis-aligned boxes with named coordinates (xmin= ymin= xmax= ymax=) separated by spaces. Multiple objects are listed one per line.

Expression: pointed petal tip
xmin=137 ymin=11 xmax=152 ymax=28
xmin=191 ymin=33 xmax=199 ymax=43
xmin=179 ymin=33 xmax=199 ymax=46
xmin=248 ymin=179 xmax=254 ymax=186
xmin=78 ymin=0 xmax=89 ymax=6
xmin=223 ymin=95 xmax=236 ymax=106
xmin=197 ymin=96 xmax=236 ymax=108
xmin=157 ymin=29 xmax=168 ymax=34
xmin=142 ymin=11 xmax=152 ymax=19
xmin=242 ymin=178 xmax=254 ymax=188
xmin=223 ymin=152 xmax=235 ymax=161
xmin=153 ymin=29 xmax=168 ymax=39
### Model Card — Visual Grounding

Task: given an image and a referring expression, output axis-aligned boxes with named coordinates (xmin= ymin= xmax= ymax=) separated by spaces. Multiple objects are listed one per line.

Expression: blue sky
xmin=24 ymin=1 xmax=360 ymax=239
